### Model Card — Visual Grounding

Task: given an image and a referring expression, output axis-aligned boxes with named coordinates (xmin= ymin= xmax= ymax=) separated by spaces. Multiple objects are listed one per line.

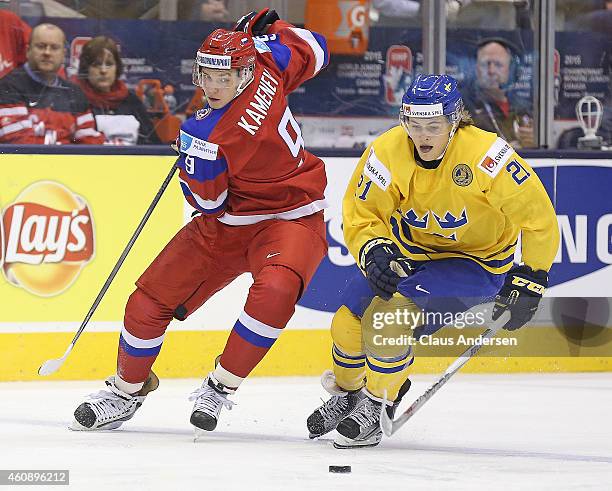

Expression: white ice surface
xmin=1 ymin=374 xmax=611 ymax=490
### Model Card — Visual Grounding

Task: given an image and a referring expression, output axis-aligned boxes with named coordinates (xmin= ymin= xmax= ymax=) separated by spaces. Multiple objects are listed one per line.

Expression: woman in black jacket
xmin=76 ymin=36 xmax=160 ymax=145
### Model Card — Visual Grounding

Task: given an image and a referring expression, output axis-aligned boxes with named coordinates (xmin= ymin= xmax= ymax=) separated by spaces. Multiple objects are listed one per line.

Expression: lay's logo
xmin=1 ymin=181 xmax=95 ymax=297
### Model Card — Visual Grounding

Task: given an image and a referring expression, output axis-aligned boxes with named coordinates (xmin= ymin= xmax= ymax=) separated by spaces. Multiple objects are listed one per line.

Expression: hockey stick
xmin=380 ymin=306 xmax=510 ymax=436
xmin=38 ymin=162 xmax=179 ymax=376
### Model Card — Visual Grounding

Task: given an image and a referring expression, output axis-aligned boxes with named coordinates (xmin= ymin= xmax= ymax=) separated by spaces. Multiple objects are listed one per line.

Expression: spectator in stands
xmin=565 ymin=0 xmax=612 ymax=32
xmin=0 ymin=9 xmax=31 ymax=78
xmin=198 ymin=0 xmax=230 ymax=21
xmin=371 ymin=0 xmax=472 ymax=25
xmin=462 ymin=38 xmax=535 ymax=148
xmin=53 ymin=0 xmax=157 ymax=19
xmin=180 ymin=0 xmax=230 ymax=22
xmin=75 ymin=36 xmax=160 ymax=145
xmin=0 ymin=23 xmax=104 ymax=144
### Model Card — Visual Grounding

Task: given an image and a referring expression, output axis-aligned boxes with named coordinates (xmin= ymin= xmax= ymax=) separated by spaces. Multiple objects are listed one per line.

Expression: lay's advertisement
xmin=0 ymin=153 xmax=611 ymax=381
xmin=2 ymin=180 xmax=95 ymax=297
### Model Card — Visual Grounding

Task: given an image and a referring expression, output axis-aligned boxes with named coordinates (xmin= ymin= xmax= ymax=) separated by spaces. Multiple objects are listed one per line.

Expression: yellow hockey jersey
xmin=343 ymin=124 xmax=559 ymax=274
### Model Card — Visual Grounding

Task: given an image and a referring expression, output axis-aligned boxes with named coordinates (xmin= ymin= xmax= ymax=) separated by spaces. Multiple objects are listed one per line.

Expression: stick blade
xmin=38 ymin=358 xmax=64 ymax=376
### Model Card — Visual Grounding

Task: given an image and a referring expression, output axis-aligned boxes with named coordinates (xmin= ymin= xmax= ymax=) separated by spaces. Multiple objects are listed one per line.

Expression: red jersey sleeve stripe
xmin=288 ymin=28 xmax=327 ymax=76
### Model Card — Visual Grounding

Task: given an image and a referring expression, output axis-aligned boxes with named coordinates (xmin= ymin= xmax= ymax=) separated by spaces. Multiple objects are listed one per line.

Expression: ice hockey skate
xmin=71 ymin=372 xmax=159 ymax=430
xmin=333 ymin=389 xmax=391 ymax=449
xmin=189 ymin=373 xmax=235 ymax=434
xmin=306 ymin=370 xmax=365 ymax=439
xmin=333 ymin=378 xmax=411 ymax=448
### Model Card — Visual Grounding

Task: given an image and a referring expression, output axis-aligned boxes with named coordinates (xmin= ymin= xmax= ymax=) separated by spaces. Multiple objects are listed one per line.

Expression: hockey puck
xmin=329 ymin=465 xmax=351 ymax=473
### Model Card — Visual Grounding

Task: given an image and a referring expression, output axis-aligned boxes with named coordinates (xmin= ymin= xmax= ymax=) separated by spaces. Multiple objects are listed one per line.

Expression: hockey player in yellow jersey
xmin=307 ymin=74 xmax=559 ymax=448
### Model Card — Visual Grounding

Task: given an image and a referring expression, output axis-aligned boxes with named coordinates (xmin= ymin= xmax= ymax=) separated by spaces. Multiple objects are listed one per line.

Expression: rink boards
xmin=0 ymin=152 xmax=611 ymax=381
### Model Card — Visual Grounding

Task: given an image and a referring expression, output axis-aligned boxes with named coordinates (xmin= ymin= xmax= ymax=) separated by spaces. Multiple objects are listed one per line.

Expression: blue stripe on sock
xmin=333 ymin=353 xmax=366 ymax=369
xmin=119 ymin=335 xmax=162 ymax=358
xmin=332 ymin=345 xmax=365 ymax=361
xmin=366 ymin=357 xmax=408 ymax=374
xmin=233 ymin=320 xmax=276 ymax=348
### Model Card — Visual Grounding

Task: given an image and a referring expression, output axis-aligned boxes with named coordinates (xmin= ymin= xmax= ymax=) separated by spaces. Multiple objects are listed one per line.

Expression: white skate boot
xmin=306 ymin=370 xmax=365 ymax=439
xmin=71 ymin=372 xmax=159 ymax=430
xmin=189 ymin=373 xmax=235 ymax=433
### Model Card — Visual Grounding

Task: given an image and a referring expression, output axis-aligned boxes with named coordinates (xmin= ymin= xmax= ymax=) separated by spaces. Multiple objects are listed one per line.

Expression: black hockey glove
xmin=359 ymin=238 xmax=414 ymax=300
xmin=234 ymin=8 xmax=280 ymax=36
xmin=492 ymin=265 xmax=548 ymax=331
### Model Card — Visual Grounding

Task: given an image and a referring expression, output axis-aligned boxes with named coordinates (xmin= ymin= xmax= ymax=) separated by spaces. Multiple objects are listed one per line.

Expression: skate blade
xmin=69 ymin=419 xmax=123 ymax=431
xmin=193 ymin=426 xmax=211 ymax=442
xmin=333 ymin=432 xmax=382 ymax=449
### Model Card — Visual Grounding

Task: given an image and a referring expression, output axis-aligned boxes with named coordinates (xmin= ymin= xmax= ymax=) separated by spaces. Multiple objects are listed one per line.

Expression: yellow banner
xmin=0 ymin=154 xmax=183 ymax=323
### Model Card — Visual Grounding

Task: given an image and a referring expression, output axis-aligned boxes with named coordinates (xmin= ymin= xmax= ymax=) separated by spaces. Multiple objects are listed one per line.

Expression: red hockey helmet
xmin=193 ymin=29 xmax=256 ymax=97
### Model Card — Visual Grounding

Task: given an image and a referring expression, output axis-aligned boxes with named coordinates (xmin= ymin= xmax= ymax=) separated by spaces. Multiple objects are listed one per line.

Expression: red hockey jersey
xmin=0 ymin=66 xmax=104 ymax=145
xmin=0 ymin=10 xmax=30 ymax=79
xmin=177 ymin=21 xmax=329 ymax=225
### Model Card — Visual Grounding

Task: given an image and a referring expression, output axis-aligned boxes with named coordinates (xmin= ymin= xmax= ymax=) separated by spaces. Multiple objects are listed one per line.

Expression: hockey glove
xmin=360 ymin=238 xmax=414 ymax=300
xmin=234 ymin=8 xmax=280 ymax=36
xmin=492 ymin=265 xmax=548 ymax=331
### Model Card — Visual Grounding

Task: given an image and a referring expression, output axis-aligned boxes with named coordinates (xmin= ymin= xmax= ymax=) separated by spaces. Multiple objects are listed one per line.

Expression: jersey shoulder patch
xmin=477 ymin=137 xmax=513 ymax=178
xmin=179 ymin=129 xmax=219 ymax=161
xmin=363 ymin=147 xmax=391 ymax=191
xmin=253 ymin=37 xmax=272 ymax=53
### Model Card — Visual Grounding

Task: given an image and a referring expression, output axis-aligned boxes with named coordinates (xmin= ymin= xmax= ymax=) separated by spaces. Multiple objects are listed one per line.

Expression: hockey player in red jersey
xmin=72 ymin=9 xmax=330 ymax=433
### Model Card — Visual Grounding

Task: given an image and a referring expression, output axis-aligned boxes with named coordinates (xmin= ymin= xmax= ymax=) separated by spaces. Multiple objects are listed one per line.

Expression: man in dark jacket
xmin=0 ymin=23 xmax=104 ymax=144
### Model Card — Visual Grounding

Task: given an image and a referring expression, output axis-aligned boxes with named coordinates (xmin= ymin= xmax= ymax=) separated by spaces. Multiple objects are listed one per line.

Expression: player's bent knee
xmin=124 ymin=288 xmax=174 ymax=335
xmin=361 ymin=294 xmax=422 ymax=358
xmin=258 ymin=265 xmax=302 ymax=299
xmin=248 ymin=265 xmax=303 ymax=323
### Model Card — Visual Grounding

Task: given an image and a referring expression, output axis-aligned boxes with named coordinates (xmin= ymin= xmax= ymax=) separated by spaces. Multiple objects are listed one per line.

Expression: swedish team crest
xmin=452 ymin=164 xmax=473 ymax=186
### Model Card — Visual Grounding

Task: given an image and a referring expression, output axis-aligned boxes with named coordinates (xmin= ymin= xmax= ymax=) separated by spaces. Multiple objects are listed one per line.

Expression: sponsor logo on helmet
xmin=1 ymin=181 xmax=95 ymax=297
xmin=403 ymin=103 xmax=444 ymax=118
xmin=452 ymin=164 xmax=473 ymax=186
xmin=197 ymin=52 xmax=232 ymax=69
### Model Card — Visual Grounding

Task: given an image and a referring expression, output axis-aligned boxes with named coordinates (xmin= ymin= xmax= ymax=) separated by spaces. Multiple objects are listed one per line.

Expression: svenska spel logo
xmin=1 ymin=181 xmax=95 ymax=297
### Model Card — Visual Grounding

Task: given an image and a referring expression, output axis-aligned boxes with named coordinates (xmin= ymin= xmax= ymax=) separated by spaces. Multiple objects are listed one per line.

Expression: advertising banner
xmin=1 ymin=154 xmax=610 ymax=380
xmin=0 ymin=154 xmax=183 ymax=324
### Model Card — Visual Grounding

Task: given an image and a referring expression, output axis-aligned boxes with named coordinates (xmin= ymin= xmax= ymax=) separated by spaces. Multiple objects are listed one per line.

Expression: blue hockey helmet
xmin=400 ymin=74 xmax=464 ymax=127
